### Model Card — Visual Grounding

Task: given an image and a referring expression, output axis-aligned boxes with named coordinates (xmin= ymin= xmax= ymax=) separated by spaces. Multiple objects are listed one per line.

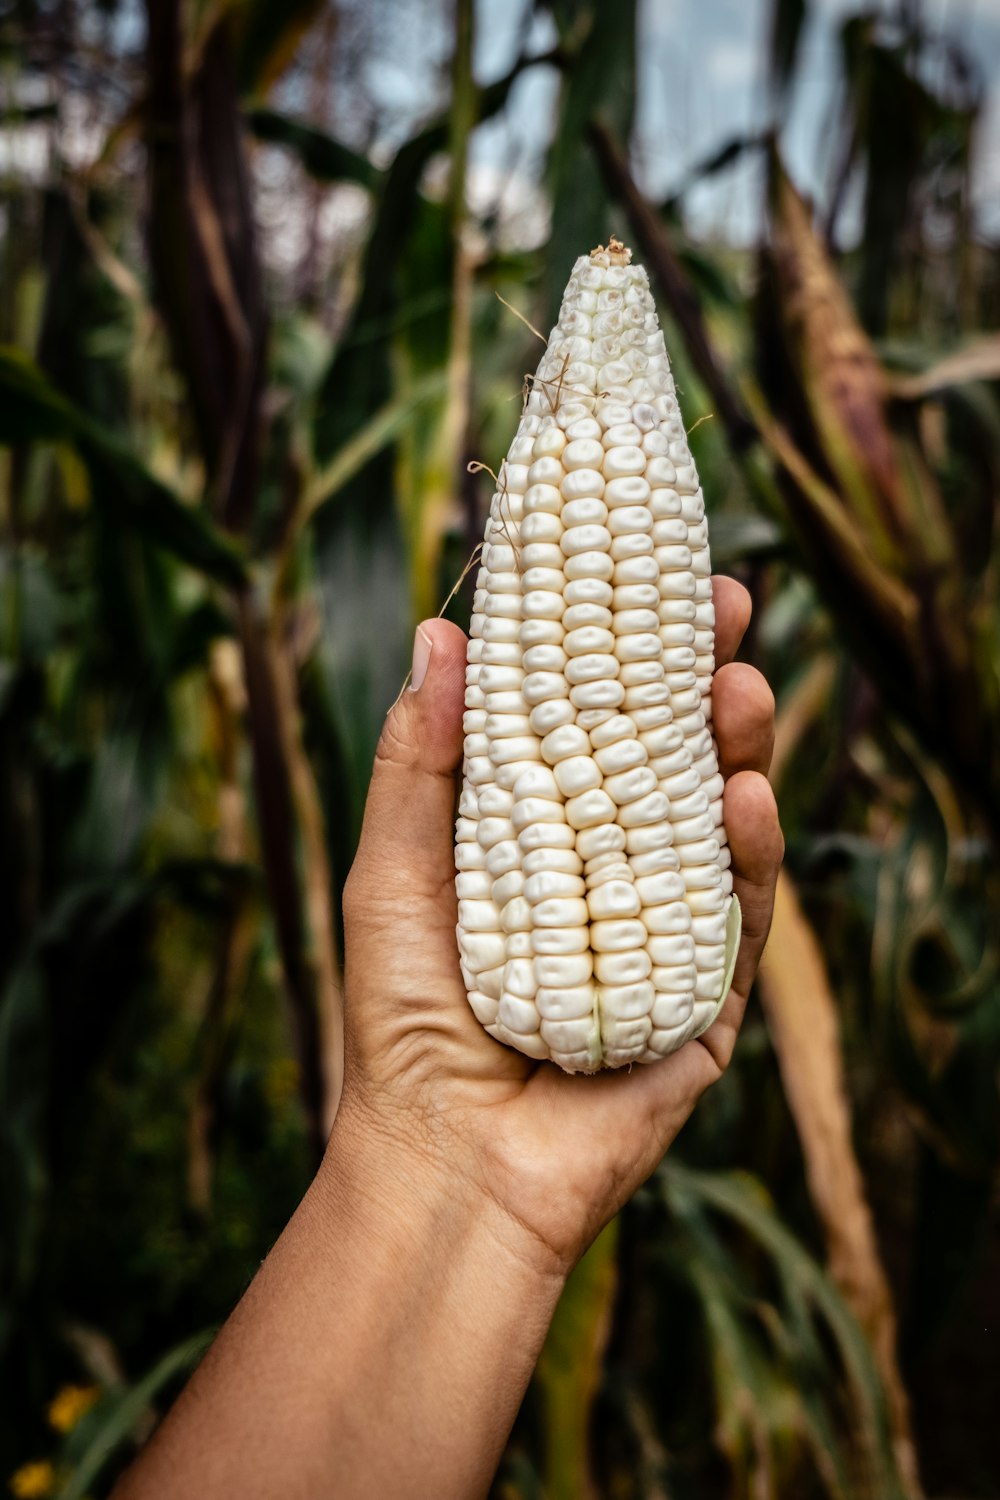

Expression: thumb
xmin=348 ymin=619 xmax=468 ymax=908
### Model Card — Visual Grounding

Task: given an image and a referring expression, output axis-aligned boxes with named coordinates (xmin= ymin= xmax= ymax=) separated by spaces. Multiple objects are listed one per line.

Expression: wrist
xmin=293 ymin=1089 xmax=565 ymax=1498
xmin=318 ymin=1087 xmax=571 ymax=1293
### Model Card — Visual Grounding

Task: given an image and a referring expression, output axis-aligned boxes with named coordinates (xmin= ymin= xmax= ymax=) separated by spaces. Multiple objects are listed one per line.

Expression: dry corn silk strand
xmin=455 ymin=238 xmax=741 ymax=1073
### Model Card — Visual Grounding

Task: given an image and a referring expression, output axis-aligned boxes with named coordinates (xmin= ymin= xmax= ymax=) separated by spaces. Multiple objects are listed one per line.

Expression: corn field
xmin=1 ymin=0 xmax=998 ymax=1495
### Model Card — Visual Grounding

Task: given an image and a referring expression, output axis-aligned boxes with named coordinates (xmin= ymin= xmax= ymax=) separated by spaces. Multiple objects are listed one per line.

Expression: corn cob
xmin=455 ymin=237 xmax=741 ymax=1073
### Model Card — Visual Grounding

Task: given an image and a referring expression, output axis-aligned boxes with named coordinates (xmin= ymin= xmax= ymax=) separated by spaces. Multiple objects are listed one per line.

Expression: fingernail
xmin=409 ymin=625 xmax=433 ymax=692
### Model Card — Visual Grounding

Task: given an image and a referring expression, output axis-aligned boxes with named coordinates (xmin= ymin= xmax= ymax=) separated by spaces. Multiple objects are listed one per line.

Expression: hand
xmin=337 ymin=576 xmax=783 ymax=1276
xmin=111 ymin=577 xmax=783 ymax=1500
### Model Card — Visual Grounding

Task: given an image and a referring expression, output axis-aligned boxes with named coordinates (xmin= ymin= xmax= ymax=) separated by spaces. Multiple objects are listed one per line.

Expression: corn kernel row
xmin=455 ymin=244 xmax=740 ymax=1072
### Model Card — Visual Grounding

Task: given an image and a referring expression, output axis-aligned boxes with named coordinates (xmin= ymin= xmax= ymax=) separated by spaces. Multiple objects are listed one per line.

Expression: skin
xmin=114 ymin=575 xmax=782 ymax=1500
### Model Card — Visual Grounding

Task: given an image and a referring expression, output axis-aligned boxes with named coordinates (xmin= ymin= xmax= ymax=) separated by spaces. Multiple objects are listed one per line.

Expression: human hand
xmin=335 ymin=576 xmax=782 ymax=1277
xmin=114 ymin=579 xmax=782 ymax=1500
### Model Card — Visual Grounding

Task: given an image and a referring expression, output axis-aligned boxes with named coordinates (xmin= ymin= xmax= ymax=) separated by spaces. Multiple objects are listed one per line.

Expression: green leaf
xmin=682 ymin=1252 xmax=806 ymax=1486
xmin=708 ymin=514 xmax=785 ymax=567
xmin=0 ymin=545 xmax=69 ymax=662
xmin=246 ymin=107 xmax=381 ymax=189
xmin=0 ymin=348 xmax=248 ymax=588
xmin=545 ymin=0 xmax=636 ymax=327
xmin=303 ymin=368 xmax=450 ymax=525
xmin=233 ymin=0 xmax=325 ymax=92
xmin=536 ymin=1221 xmax=619 ymax=1500
xmin=306 ymin=50 xmax=546 ymax=834
xmin=664 ymin=1165 xmax=907 ymax=1498
xmin=57 ymin=1327 xmax=215 ymax=1499
xmin=0 ymin=343 xmax=77 ymax=443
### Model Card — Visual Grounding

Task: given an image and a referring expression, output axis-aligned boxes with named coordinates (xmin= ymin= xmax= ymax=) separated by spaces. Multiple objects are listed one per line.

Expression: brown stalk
xmin=188 ymin=905 xmax=257 ymax=1211
xmin=758 ymin=159 xmax=998 ymax=839
xmin=765 ymin=161 xmax=914 ymax=558
xmin=188 ymin=642 xmax=256 ymax=1211
xmin=585 ymin=120 xmax=991 ymax=831
xmin=409 ymin=0 xmax=476 ymax=622
xmin=766 ymin=712 xmax=922 ymax=1496
xmin=586 ymin=115 xmax=757 ymax=454
xmin=237 ymin=588 xmax=327 ymax=1164
xmin=299 ymin=5 xmax=338 ymax=303
xmin=744 ymin=385 xmax=919 ymax=651
xmin=623 ymin=1393 xmax=672 ymax=1500
xmin=145 ymin=0 xmax=339 ymax=1156
xmin=145 ymin=0 xmax=265 ymax=528
xmin=758 ymin=875 xmax=922 ymax=1496
xmin=270 ymin=609 xmax=344 ymax=1130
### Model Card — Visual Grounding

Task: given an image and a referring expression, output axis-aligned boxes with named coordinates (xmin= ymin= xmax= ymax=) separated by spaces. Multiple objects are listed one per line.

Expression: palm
xmin=342 ymin=576 xmax=782 ymax=1269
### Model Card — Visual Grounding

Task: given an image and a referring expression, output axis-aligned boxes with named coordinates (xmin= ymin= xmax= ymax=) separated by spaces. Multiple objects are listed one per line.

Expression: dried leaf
xmin=764 ymin=159 xmax=912 ymax=558
xmin=758 ymin=873 xmax=923 ymax=1497
xmin=888 ymin=335 xmax=1000 ymax=400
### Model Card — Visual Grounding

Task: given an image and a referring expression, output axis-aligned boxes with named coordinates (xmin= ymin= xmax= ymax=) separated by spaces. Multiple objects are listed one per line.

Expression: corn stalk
xmin=535 ymin=1221 xmax=619 ymax=1500
xmin=188 ymin=641 xmax=258 ymax=1211
xmin=144 ymin=0 xmax=340 ymax=1160
xmin=756 ymin=156 xmax=999 ymax=846
xmin=758 ymin=873 xmax=922 ymax=1498
xmin=398 ymin=0 xmax=476 ymax=622
xmin=591 ymin=113 xmax=930 ymax=1491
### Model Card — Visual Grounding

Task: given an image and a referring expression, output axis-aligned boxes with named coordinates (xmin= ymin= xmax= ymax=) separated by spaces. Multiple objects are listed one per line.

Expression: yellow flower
xmin=47 ymin=1384 xmax=99 ymax=1434
xmin=9 ymin=1460 xmax=55 ymax=1498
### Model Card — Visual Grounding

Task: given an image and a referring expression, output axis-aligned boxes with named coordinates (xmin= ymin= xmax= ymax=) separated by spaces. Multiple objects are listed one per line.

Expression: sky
xmin=458 ymin=0 xmax=1000 ymax=243
xmin=356 ymin=0 xmax=1000 ymax=247
xmin=3 ymin=0 xmax=997 ymax=265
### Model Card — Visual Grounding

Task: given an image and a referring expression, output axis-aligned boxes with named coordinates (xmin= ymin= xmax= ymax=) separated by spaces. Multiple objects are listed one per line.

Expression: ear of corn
xmin=455 ymin=237 xmax=741 ymax=1073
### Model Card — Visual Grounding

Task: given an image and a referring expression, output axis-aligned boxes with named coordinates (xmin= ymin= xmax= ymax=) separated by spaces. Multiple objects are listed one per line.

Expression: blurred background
xmin=1 ymin=0 xmax=998 ymax=1495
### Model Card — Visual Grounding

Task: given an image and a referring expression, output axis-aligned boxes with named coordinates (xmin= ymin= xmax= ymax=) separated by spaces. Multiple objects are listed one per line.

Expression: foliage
xmin=1 ymin=0 xmax=998 ymax=1495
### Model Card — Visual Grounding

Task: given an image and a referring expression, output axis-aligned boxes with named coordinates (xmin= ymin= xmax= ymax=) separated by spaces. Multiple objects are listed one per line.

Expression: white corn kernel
xmin=651 ymin=991 xmax=694 ymax=1028
xmin=531 ymin=926 xmax=590 ymax=955
xmin=541 ymin=1017 xmax=599 ymax=1052
xmin=517 ymin=820 xmax=575 ymax=852
xmin=498 ymin=994 xmax=542 ymax=1033
xmin=642 ymin=902 xmax=691 ymax=935
xmin=537 ymin=985 xmax=595 ymax=1020
xmin=524 ymin=871 xmax=586 ymax=903
xmin=468 ymin=991 xmax=500 ymax=1026
xmin=565 ymin=788 xmax=618 ymax=830
xmin=633 ymin=866 xmax=685 ymax=901
xmin=591 ymin=918 xmax=648 ymax=952
xmin=521 ymin=847 xmax=582 ymax=879
xmin=594 ymin=949 xmax=652 ymax=985
xmin=575 ymin=823 xmax=627 ymax=860
xmin=455 ymin=240 xmax=740 ymax=1071
xmin=586 ymin=881 xmax=641 ymax=920
xmin=585 ymin=853 xmax=630 ymax=880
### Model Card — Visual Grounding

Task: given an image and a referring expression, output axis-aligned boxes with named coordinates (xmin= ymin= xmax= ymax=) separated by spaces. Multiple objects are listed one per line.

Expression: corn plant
xmin=1 ymin=0 xmax=997 ymax=1496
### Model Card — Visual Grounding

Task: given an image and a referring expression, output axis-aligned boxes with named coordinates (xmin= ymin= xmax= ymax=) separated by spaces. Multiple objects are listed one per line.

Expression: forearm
xmin=114 ymin=1100 xmax=565 ymax=1500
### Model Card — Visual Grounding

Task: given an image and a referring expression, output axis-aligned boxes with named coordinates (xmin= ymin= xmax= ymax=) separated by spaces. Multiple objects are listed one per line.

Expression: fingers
xmin=712 ymin=576 xmax=752 ymax=667
xmin=347 ymin=620 xmax=467 ymax=907
xmin=713 ymin=663 xmax=775 ymax=778
xmin=726 ymin=769 xmax=783 ymax=982
xmin=697 ymin=770 xmax=782 ymax=1069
